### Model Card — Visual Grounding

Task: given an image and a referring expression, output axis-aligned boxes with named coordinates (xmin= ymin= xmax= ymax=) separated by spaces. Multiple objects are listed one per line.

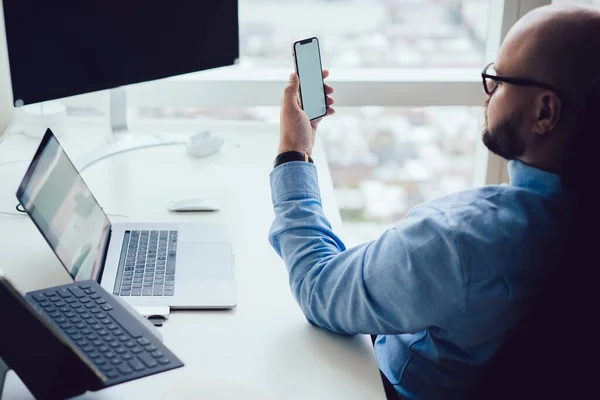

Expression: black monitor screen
xmin=3 ymin=1 xmax=239 ymax=105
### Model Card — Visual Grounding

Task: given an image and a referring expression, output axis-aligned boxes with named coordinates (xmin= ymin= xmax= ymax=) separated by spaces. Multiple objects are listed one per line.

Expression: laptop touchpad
xmin=177 ymin=242 xmax=233 ymax=281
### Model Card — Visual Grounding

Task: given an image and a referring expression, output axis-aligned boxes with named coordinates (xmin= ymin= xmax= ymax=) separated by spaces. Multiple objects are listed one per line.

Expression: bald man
xmin=269 ymin=4 xmax=600 ymax=400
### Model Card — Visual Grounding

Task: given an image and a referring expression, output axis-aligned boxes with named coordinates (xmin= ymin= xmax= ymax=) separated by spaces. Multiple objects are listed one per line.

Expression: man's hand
xmin=279 ymin=70 xmax=335 ymax=156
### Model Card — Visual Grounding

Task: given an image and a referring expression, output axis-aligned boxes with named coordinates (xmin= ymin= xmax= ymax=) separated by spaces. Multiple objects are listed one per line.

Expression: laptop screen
xmin=16 ymin=130 xmax=111 ymax=282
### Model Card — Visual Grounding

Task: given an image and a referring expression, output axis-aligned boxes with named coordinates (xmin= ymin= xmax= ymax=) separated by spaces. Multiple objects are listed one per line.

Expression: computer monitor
xmin=2 ymin=1 xmax=239 ymax=106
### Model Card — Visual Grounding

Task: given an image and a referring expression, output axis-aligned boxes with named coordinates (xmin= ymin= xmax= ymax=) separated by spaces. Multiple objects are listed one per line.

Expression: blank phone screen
xmin=295 ymin=38 xmax=327 ymax=120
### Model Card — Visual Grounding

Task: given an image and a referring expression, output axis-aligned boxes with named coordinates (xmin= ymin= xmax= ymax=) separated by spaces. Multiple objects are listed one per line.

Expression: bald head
xmin=483 ymin=4 xmax=600 ymax=175
xmin=503 ymin=4 xmax=600 ymax=102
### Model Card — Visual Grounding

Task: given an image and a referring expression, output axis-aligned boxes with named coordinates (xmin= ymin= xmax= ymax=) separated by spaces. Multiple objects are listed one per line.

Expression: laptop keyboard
xmin=114 ymin=230 xmax=177 ymax=297
xmin=27 ymin=280 xmax=184 ymax=386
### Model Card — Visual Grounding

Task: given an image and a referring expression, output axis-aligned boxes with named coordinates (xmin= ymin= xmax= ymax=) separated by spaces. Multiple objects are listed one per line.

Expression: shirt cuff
xmin=270 ymin=161 xmax=321 ymax=207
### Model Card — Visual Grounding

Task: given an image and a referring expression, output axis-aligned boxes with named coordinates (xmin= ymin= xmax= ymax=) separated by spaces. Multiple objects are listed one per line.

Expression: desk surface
xmin=0 ymin=121 xmax=385 ymax=400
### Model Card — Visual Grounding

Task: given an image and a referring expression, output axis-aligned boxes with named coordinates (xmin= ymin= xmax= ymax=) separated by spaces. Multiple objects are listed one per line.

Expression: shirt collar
xmin=508 ymin=160 xmax=564 ymax=197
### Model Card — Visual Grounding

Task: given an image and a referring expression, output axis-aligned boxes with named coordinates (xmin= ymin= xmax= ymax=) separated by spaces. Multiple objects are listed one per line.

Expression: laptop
xmin=16 ymin=129 xmax=236 ymax=310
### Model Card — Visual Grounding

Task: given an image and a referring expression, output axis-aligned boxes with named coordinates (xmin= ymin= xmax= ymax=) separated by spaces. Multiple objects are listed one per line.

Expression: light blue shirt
xmin=269 ymin=160 xmax=570 ymax=399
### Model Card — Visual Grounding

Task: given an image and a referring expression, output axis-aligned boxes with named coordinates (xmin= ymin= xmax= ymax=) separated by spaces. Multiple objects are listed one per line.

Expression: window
xmin=240 ymin=0 xmax=492 ymax=68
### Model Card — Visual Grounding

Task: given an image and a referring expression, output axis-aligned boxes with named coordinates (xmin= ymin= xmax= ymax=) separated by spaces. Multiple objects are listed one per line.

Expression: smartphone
xmin=292 ymin=37 xmax=327 ymax=121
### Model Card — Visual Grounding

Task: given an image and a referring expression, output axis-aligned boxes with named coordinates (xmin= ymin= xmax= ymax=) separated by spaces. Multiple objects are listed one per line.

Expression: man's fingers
xmin=324 ymin=84 xmax=334 ymax=95
xmin=322 ymin=69 xmax=330 ymax=79
xmin=326 ymin=96 xmax=335 ymax=106
xmin=283 ymin=73 xmax=300 ymax=108
xmin=326 ymin=106 xmax=336 ymax=116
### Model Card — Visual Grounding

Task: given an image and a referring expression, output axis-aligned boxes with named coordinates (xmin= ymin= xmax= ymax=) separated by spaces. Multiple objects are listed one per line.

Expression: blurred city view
xmin=242 ymin=0 xmax=489 ymax=245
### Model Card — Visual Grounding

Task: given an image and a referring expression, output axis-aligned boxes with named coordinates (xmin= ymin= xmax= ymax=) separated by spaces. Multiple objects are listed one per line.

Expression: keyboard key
xmin=110 ymin=358 xmax=122 ymax=365
xmin=90 ymin=294 xmax=101 ymax=300
xmin=68 ymin=287 xmax=86 ymax=298
xmin=87 ymin=333 xmax=99 ymax=341
xmin=122 ymin=353 xmax=134 ymax=361
xmin=45 ymin=306 xmax=57 ymax=313
xmin=106 ymin=324 xmax=119 ymax=331
xmin=128 ymin=358 xmax=145 ymax=371
xmin=90 ymin=323 xmax=102 ymax=330
xmin=49 ymin=311 xmax=60 ymax=318
xmin=81 ymin=328 xmax=92 ymax=335
xmin=120 ymin=291 xmax=131 ymax=297
xmin=65 ymin=328 xmax=77 ymax=335
xmin=106 ymin=370 xmax=119 ymax=379
xmin=84 ymin=303 xmax=96 ymax=309
xmin=97 ymin=329 xmax=109 ymax=336
xmin=113 ymin=329 xmax=125 ymax=337
xmin=100 ymin=304 xmax=113 ymax=312
xmin=115 ymin=347 xmax=127 ymax=354
xmin=110 ymin=341 xmax=121 ymax=348
xmin=71 ymin=334 xmax=83 ymax=341
xmin=150 ymin=350 xmax=163 ymax=359
xmin=157 ymin=357 xmax=170 ymax=365
xmin=55 ymin=300 xmax=66 ymax=307
xmin=138 ymin=352 xmax=158 ymax=368
xmin=124 ymin=340 xmax=136 ymax=348
xmin=100 ymin=318 xmax=111 ymax=325
xmin=131 ymin=289 xmax=142 ymax=296
xmin=75 ymin=322 xmax=86 ymax=329
xmin=82 ymin=345 xmax=94 ymax=353
xmin=55 ymin=317 xmax=67 ymax=324
xmin=153 ymin=287 xmax=163 ymax=296
xmin=50 ymin=297 xmax=61 ymax=303
xmin=81 ymin=313 xmax=92 ymax=320
xmin=80 ymin=298 xmax=91 ymax=304
xmin=33 ymin=293 xmax=46 ymax=302
xmin=60 ymin=307 xmax=71 ymax=313
xmin=38 ymin=301 xmax=51 ymax=308
xmin=137 ymin=337 xmax=150 ymax=346
xmin=142 ymin=288 xmax=153 ymax=296
xmin=98 ymin=344 xmax=110 ymax=353
xmin=92 ymin=340 xmax=103 ymax=347
xmin=71 ymin=302 xmax=82 ymax=308
xmin=164 ymin=290 xmax=174 ymax=296
xmin=79 ymin=284 xmax=91 ymax=290
xmin=143 ymin=283 xmax=153 ymax=288
xmin=60 ymin=322 xmax=73 ymax=329
xmin=95 ymin=298 xmax=107 ymax=305
xmin=99 ymin=363 xmax=111 ymax=371
xmin=117 ymin=364 xmax=132 ymax=375
xmin=88 ymin=351 xmax=101 ymax=359
xmin=145 ymin=344 xmax=157 ymax=352
xmin=65 ymin=297 xmax=77 ymax=303
xmin=78 ymin=340 xmax=89 ymax=347
xmin=104 ymin=335 xmax=117 ymax=343
xmin=75 ymin=308 xmax=87 ymax=314
xmin=90 ymin=307 xmax=102 ymax=314
xmin=45 ymin=291 xmax=58 ymax=298
xmin=132 ymin=284 xmax=142 ymax=288
xmin=131 ymin=346 xmax=143 ymax=354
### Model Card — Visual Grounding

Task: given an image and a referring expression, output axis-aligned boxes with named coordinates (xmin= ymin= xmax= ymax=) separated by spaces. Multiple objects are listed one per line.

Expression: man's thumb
xmin=283 ymin=72 xmax=300 ymax=107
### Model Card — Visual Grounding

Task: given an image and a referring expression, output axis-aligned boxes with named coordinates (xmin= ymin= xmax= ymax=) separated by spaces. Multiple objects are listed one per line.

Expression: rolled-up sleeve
xmin=269 ymin=162 xmax=465 ymax=336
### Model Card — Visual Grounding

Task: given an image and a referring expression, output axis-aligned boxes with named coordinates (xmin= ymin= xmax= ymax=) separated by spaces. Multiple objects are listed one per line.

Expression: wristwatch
xmin=273 ymin=151 xmax=314 ymax=168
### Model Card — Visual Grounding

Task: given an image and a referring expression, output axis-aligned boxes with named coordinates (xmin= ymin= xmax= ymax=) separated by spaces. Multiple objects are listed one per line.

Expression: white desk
xmin=0 ymin=121 xmax=386 ymax=400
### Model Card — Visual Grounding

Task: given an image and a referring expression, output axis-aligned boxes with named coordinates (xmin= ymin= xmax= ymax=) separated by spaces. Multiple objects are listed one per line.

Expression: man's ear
xmin=533 ymin=91 xmax=561 ymax=135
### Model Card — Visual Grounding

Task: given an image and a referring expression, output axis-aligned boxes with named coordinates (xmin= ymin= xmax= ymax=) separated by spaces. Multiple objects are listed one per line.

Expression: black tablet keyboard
xmin=26 ymin=280 xmax=184 ymax=386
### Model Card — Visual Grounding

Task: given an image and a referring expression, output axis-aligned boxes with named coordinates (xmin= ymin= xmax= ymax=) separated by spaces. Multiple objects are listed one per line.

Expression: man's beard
xmin=482 ymin=108 xmax=526 ymax=160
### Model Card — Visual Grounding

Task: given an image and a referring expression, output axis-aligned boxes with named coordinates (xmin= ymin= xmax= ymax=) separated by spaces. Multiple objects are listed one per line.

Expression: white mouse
xmin=168 ymin=198 xmax=220 ymax=212
xmin=186 ymin=131 xmax=224 ymax=159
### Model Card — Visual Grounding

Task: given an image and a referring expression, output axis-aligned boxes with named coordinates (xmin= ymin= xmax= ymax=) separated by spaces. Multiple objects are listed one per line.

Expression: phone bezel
xmin=292 ymin=37 xmax=328 ymax=121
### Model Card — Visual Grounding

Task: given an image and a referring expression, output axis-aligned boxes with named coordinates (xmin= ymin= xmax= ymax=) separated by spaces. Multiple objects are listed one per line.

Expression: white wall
xmin=0 ymin=0 xmax=14 ymax=137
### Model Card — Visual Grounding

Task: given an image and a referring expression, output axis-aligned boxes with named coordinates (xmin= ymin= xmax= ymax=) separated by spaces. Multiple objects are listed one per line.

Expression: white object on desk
xmin=186 ymin=131 xmax=223 ymax=159
xmin=168 ymin=198 xmax=220 ymax=212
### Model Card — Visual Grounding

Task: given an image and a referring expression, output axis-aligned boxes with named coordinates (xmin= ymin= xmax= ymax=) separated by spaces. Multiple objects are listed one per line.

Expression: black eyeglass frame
xmin=481 ymin=62 xmax=563 ymax=97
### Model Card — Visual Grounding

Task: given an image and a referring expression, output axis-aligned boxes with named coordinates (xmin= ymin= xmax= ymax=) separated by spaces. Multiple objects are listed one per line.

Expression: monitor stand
xmin=75 ymin=88 xmax=187 ymax=172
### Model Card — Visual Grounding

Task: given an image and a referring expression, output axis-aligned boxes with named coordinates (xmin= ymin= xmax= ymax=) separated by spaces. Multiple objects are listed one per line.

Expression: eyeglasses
xmin=481 ymin=62 xmax=562 ymax=96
